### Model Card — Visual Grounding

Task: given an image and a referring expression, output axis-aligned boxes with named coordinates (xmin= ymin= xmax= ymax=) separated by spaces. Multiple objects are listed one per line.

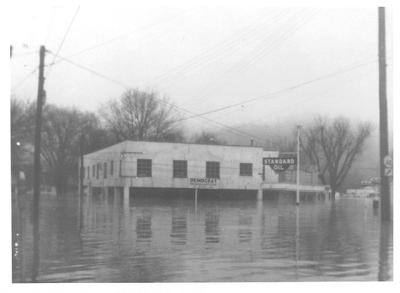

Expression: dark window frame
xmin=104 ymin=162 xmax=107 ymax=179
xmin=96 ymin=164 xmax=100 ymax=179
xmin=137 ymin=159 xmax=152 ymax=177
xmin=206 ymin=161 xmax=220 ymax=179
xmin=173 ymin=160 xmax=188 ymax=178
xmin=110 ymin=160 xmax=114 ymax=176
xmin=240 ymin=163 xmax=253 ymax=176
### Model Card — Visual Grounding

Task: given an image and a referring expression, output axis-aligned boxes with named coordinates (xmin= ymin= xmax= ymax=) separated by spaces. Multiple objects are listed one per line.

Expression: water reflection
xmin=204 ymin=211 xmax=220 ymax=244
xmin=238 ymin=215 xmax=252 ymax=243
xmin=12 ymin=191 xmax=392 ymax=282
xmin=378 ymin=222 xmax=392 ymax=281
xmin=170 ymin=213 xmax=187 ymax=245
xmin=136 ymin=213 xmax=152 ymax=242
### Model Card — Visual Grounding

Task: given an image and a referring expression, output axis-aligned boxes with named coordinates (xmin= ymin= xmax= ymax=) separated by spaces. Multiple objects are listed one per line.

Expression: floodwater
xmin=12 ymin=191 xmax=392 ymax=282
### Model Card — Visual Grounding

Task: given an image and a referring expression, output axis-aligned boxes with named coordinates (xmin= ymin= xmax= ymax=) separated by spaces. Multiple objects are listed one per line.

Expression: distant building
xmin=346 ymin=177 xmax=380 ymax=198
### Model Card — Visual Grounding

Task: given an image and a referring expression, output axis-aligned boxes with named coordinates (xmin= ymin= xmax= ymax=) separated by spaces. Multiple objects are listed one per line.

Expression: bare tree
xmin=100 ymin=89 xmax=184 ymax=142
xmin=11 ymin=98 xmax=36 ymax=148
xmin=300 ymin=116 xmax=372 ymax=198
xmin=41 ymin=105 xmax=103 ymax=194
xmin=10 ymin=97 xmax=36 ymax=189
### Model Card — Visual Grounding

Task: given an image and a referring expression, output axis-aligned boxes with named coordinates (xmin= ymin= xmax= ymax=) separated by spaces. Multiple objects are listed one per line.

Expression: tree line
xmin=11 ymin=88 xmax=372 ymax=197
xmin=11 ymin=89 xmax=227 ymax=194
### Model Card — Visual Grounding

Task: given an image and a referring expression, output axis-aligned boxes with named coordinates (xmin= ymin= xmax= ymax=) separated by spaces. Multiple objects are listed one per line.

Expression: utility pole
xmin=79 ymin=134 xmax=84 ymax=197
xmin=378 ymin=7 xmax=391 ymax=222
xmin=296 ymin=125 xmax=301 ymax=205
xmin=32 ymin=45 xmax=45 ymax=282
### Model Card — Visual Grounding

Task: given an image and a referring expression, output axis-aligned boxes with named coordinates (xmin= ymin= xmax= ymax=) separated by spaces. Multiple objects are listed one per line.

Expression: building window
xmin=173 ymin=160 xmax=187 ymax=178
xmin=137 ymin=159 xmax=152 ymax=177
xmin=96 ymin=164 xmax=100 ymax=179
xmin=104 ymin=162 xmax=107 ymax=179
xmin=110 ymin=160 xmax=114 ymax=176
xmin=206 ymin=161 xmax=220 ymax=179
xmin=87 ymin=166 xmax=90 ymax=178
xmin=240 ymin=163 xmax=253 ymax=176
xmin=92 ymin=165 xmax=95 ymax=177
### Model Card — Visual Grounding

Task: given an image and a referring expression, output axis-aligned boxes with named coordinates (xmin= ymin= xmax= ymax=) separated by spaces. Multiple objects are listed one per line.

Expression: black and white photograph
xmin=4 ymin=0 xmax=396 ymax=287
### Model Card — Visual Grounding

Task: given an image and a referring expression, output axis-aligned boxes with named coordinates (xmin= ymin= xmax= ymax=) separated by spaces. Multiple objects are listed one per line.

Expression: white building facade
xmin=82 ymin=140 xmax=278 ymax=201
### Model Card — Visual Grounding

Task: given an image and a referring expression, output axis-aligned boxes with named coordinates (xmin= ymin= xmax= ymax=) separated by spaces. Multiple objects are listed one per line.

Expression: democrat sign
xmin=189 ymin=178 xmax=217 ymax=186
xmin=263 ymin=157 xmax=297 ymax=172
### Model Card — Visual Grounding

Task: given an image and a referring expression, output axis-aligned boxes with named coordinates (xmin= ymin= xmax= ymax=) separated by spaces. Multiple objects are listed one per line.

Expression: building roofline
xmin=123 ymin=139 xmax=264 ymax=148
xmin=84 ymin=139 xmax=279 ymax=156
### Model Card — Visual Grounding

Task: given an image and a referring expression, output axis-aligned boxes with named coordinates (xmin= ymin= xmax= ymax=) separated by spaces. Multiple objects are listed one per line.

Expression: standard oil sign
xmin=263 ymin=157 xmax=297 ymax=172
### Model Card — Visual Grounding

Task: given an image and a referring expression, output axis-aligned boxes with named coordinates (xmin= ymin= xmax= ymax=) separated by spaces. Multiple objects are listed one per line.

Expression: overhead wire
xmin=46 ymin=6 xmax=80 ymax=77
xmin=140 ymin=10 xmax=282 ymax=85
xmin=251 ymin=67 xmax=377 ymax=120
xmin=229 ymin=9 xmax=319 ymax=75
xmin=177 ymin=58 xmax=379 ymax=122
xmin=40 ymin=8 xmax=379 ymax=148
xmin=45 ymin=50 xmax=268 ymax=145
xmin=140 ymin=9 xmax=292 ymax=89
xmin=11 ymin=67 xmax=38 ymax=92
xmin=45 ymin=50 xmax=379 ymax=147
xmin=188 ymin=8 xmax=319 ymax=108
xmin=177 ymin=8 xmax=315 ymax=108
xmin=49 ymin=8 xmax=192 ymax=67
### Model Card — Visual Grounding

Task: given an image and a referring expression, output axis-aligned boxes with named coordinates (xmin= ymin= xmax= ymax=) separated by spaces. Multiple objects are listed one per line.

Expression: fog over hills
xmin=207 ymin=117 xmax=382 ymax=190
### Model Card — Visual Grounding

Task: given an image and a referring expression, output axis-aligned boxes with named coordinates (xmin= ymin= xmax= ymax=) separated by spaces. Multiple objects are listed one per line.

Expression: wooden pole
xmin=378 ymin=7 xmax=391 ymax=222
xmin=79 ymin=134 xmax=84 ymax=197
xmin=296 ymin=125 xmax=301 ymax=205
xmin=32 ymin=45 xmax=45 ymax=282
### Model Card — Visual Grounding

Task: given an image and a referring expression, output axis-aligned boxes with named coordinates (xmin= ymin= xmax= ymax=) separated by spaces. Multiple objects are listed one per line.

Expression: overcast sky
xmin=10 ymin=4 xmax=393 ymax=132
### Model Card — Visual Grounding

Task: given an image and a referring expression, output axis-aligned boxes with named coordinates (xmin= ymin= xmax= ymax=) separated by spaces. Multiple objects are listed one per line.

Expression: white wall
xmin=84 ymin=141 xmax=279 ymax=190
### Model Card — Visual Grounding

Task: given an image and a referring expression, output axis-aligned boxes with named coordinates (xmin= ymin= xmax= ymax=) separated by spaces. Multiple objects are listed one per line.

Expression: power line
xmin=187 ymin=8 xmax=319 ymax=108
xmin=45 ymin=51 xmax=267 ymax=145
xmin=178 ymin=58 xmax=379 ymax=122
xmin=12 ymin=68 xmax=38 ymax=92
xmin=142 ymin=9 xmax=308 ymax=92
xmin=49 ymin=8 xmax=192 ymax=68
xmin=44 ymin=51 xmax=379 ymax=146
xmin=140 ymin=9 xmax=288 ymax=88
xmin=176 ymin=8 xmax=316 ymax=108
xmin=46 ymin=6 xmax=80 ymax=76
xmin=43 ymin=51 xmax=378 ymax=147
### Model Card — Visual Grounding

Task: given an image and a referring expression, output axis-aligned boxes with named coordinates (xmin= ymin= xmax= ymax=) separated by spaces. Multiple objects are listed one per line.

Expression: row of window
xmin=86 ymin=160 xmax=253 ymax=179
xmin=86 ymin=160 xmax=114 ymax=179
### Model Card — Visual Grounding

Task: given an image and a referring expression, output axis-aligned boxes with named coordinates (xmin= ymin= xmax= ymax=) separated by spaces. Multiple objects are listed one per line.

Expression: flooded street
xmin=12 ymin=192 xmax=392 ymax=282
